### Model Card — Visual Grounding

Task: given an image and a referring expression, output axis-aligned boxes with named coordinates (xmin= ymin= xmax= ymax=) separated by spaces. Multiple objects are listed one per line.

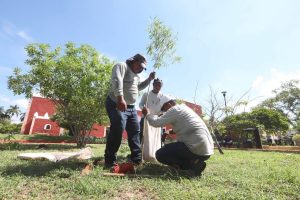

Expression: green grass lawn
xmin=0 ymin=143 xmax=299 ymax=200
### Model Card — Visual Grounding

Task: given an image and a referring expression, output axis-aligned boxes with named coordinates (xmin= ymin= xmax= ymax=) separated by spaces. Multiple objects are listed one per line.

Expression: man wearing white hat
xmin=142 ymin=97 xmax=214 ymax=176
xmin=104 ymin=53 xmax=155 ymax=168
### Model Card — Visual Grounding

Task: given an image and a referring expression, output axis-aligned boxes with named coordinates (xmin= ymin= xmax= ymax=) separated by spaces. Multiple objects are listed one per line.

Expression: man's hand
xmin=117 ymin=96 xmax=127 ymax=112
xmin=142 ymin=107 xmax=150 ymax=116
xmin=148 ymin=72 xmax=155 ymax=81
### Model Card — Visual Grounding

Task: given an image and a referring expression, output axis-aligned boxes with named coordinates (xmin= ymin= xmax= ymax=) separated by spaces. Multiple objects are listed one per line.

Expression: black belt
xmin=127 ymin=105 xmax=135 ymax=108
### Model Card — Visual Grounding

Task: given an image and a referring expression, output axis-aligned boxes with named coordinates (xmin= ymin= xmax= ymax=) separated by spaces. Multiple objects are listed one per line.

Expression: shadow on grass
xmin=93 ymin=155 xmax=200 ymax=180
xmin=1 ymin=160 xmax=87 ymax=178
xmin=135 ymin=163 xmax=198 ymax=180
xmin=0 ymin=143 xmax=78 ymax=151
xmin=2 ymin=154 xmax=200 ymax=180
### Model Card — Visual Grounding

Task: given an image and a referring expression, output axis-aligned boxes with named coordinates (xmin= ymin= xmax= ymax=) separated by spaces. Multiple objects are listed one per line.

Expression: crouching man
xmin=142 ymin=96 xmax=214 ymax=176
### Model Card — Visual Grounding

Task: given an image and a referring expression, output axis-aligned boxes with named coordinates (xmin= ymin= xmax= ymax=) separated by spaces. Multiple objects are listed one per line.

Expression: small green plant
xmin=86 ymin=136 xmax=106 ymax=144
xmin=3 ymin=142 xmax=21 ymax=150
xmin=93 ymin=137 xmax=106 ymax=144
xmin=0 ymin=123 xmax=22 ymax=134
xmin=3 ymin=133 xmax=16 ymax=142
xmin=1 ymin=133 xmax=21 ymax=150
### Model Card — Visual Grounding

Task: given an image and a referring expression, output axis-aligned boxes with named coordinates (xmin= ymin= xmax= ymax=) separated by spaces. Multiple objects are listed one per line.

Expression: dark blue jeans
xmin=104 ymin=96 xmax=141 ymax=165
xmin=156 ymin=142 xmax=210 ymax=170
xmin=139 ymin=117 xmax=144 ymax=142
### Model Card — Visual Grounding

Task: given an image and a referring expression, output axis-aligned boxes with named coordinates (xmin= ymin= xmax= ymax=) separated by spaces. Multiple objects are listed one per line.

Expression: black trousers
xmin=156 ymin=142 xmax=210 ymax=170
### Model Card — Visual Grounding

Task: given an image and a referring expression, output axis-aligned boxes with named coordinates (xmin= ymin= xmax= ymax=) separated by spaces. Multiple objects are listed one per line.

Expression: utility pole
xmin=221 ymin=91 xmax=227 ymax=116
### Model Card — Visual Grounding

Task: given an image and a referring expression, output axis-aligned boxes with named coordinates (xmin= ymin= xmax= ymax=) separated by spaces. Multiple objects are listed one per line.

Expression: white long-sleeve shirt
xmin=146 ymin=104 xmax=214 ymax=156
xmin=108 ymin=62 xmax=150 ymax=104
xmin=139 ymin=91 xmax=166 ymax=115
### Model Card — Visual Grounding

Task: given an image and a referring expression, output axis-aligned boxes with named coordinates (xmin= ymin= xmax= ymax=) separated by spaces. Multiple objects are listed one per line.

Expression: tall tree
xmin=222 ymin=107 xmax=289 ymax=135
xmin=19 ymin=112 xmax=26 ymax=122
xmin=140 ymin=17 xmax=181 ymax=158
xmin=202 ymin=86 xmax=224 ymax=130
xmin=202 ymin=86 xmax=253 ymax=132
xmin=146 ymin=16 xmax=181 ymax=69
xmin=8 ymin=42 xmax=114 ymax=147
xmin=5 ymin=105 xmax=21 ymax=118
xmin=259 ymin=79 xmax=300 ymax=127
xmin=144 ymin=16 xmax=181 ymax=104
xmin=0 ymin=106 xmax=10 ymax=123
xmin=249 ymin=107 xmax=289 ymax=133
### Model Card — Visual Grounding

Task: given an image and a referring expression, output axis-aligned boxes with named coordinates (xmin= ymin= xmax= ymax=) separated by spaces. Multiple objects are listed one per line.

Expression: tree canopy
xmin=222 ymin=107 xmax=289 ymax=135
xmin=0 ymin=106 xmax=10 ymax=123
xmin=259 ymin=79 xmax=300 ymax=127
xmin=146 ymin=17 xmax=181 ymax=69
xmin=5 ymin=105 xmax=21 ymax=118
xmin=8 ymin=42 xmax=114 ymax=147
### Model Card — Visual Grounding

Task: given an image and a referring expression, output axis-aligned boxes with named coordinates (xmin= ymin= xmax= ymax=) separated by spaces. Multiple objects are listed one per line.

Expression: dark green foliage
xmin=222 ymin=107 xmax=289 ymax=134
xmin=0 ymin=123 xmax=22 ymax=134
xmin=7 ymin=42 xmax=114 ymax=148
xmin=259 ymin=79 xmax=300 ymax=127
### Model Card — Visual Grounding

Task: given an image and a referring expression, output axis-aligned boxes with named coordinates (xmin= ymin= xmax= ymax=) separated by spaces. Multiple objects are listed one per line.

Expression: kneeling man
xmin=142 ymin=96 xmax=214 ymax=176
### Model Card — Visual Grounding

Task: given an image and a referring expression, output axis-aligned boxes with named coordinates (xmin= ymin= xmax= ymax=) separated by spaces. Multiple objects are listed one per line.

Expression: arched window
xmin=44 ymin=124 xmax=51 ymax=130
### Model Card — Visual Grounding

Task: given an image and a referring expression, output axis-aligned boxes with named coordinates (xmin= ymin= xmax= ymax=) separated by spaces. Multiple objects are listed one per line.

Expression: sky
xmin=1 ymin=0 xmax=300 ymax=122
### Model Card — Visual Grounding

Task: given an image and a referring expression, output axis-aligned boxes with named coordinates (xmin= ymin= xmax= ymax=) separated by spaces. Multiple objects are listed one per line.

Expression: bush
xmin=87 ymin=136 xmax=106 ymax=144
xmin=292 ymin=134 xmax=300 ymax=146
xmin=0 ymin=123 xmax=22 ymax=134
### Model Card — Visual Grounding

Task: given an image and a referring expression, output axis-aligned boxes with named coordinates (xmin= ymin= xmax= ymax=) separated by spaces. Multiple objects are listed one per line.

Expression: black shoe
xmin=126 ymin=155 xmax=142 ymax=165
xmin=132 ymin=160 xmax=142 ymax=166
xmin=192 ymin=160 xmax=206 ymax=176
xmin=130 ymin=156 xmax=142 ymax=166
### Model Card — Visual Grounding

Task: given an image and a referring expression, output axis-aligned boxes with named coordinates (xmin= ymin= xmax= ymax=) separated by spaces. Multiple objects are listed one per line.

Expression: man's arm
xmin=111 ymin=63 xmax=126 ymax=97
xmin=111 ymin=63 xmax=127 ymax=111
xmin=144 ymin=108 xmax=177 ymax=127
xmin=139 ymin=93 xmax=147 ymax=110
xmin=138 ymin=72 xmax=155 ymax=90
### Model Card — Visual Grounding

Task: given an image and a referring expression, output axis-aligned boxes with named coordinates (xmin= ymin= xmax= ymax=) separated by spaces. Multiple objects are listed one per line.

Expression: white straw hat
xmin=159 ymin=95 xmax=175 ymax=110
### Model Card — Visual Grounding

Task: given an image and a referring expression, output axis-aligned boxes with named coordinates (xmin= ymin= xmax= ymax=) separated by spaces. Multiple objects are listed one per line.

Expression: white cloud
xmin=1 ymin=22 xmax=34 ymax=42
xmin=13 ymin=98 xmax=29 ymax=110
xmin=11 ymin=115 xmax=21 ymax=124
xmin=17 ymin=31 xmax=33 ymax=42
xmin=32 ymin=92 xmax=42 ymax=97
xmin=232 ymin=68 xmax=300 ymax=113
xmin=0 ymin=95 xmax=30 ymax=123
xmin=251 ymin=75 xmax=264 ymax=88
xmin=250 ymin=68 xmax=300 ymax=105
xmin=0 ymin=95 xmax=29 ymax=111
xmin=0 ymin=96 xmax=10 ymax=103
